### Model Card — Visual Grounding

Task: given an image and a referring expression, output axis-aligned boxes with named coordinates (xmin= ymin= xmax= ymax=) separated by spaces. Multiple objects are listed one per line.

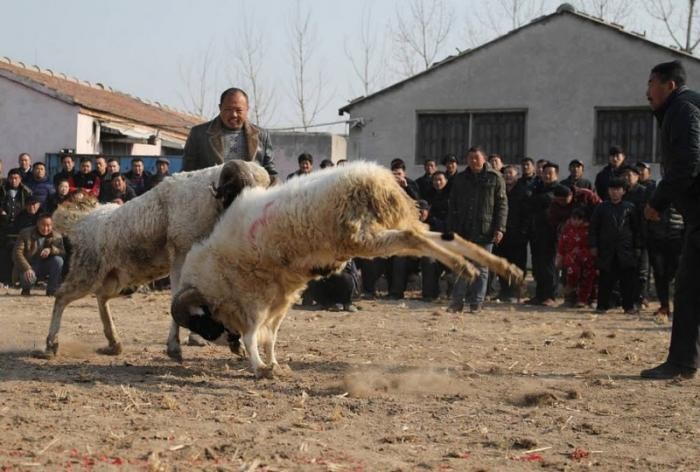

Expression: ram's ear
xmin=214 ymin=161 xmax=255 ymax=209
xmin=171 ymin=285 xmax=208 ymax=328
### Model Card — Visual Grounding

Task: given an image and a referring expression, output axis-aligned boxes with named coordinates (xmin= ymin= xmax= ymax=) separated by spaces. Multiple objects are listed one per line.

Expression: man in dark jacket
xmin=636 ymin=161 xmax=657 ymax=194
xmin=621 ymin=165 xmax=651 ymax=308
xmin=495 ymin=165 xmax=529 ymax=301
xmin=25 ymin=162 xmax=54 ymax=211
xmin=526 ymin=162 xmax=560 ymax=306
xmin=0 ymin=169 xmax=32 ymax=284
xmin=415 ymin=158 xmax=437 ymax=201
xmin=641 ymin=60 xmax=700 ymax=379
xmin=446 ymin=146 xmax=507 ymax=313
xmin=13 ymin=213 xmax=65 ymax=296
xmin=53 ymin=153 xmax=78 ymax=188
xmin=589 ymin=178 xmax=641 ymax=314
xmin=561 ymin=159 xmax=593 ymax=190
xmin=594 ymin=145 xmax=626 ymax=200
xmin=124 ymin=158 xmax=151 ymax=196
xmin=182 ymin=87 xmax=276 ymax=178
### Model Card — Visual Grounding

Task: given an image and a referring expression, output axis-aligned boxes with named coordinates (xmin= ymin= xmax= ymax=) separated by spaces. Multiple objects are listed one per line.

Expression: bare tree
xmin=344 ymin=4 xmax=384 ymax=97
xmin=392 ymin=0 xmax=455 ymax=75
xmin=471 ymin=0 xmax=548 ymax=38
xmin=288 ymin=0 xmax=329 ymax=130
xmin=177 ymin=42 xmax=217 ymax=118
xmin=575 ymin=0 xmax=632 ymax=23
xmin=645 ymin=0 xmax=700 ymax=53
xmin=230 ymin=4 xmax=276 ymax=127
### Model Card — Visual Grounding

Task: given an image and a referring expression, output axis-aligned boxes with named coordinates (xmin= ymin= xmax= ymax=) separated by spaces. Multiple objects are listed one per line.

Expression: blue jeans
xmin=21 ymin=256 xmax=64 ymax=293
xmin=451 ymin=242 xmax=493 ymax=307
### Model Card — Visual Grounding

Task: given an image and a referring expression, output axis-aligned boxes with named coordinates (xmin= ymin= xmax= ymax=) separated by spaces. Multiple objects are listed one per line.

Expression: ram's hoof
xmin=254 ymin=366 xmax=275 ymax=379
xmin=166 ymin=345 xmax=183 ymax=363
xmin=96 ymin=343 xmax=123 ymax=356
xmin=272 ymin=363 xmax=292 ymax=377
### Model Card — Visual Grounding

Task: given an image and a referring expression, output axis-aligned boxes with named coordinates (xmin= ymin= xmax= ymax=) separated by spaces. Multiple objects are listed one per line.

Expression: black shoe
xmin=640 ymin=361 xmax=697 ymax=380
xmin=20 ymin=288 xmax=30 ymax=297
xmin=446 ymin=303 xmax=463 ymax=313
xmin=469 ymin=303 xmax=482 ymax=313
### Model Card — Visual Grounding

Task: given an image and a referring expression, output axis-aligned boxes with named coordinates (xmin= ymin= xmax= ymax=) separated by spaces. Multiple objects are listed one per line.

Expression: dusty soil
xmin=1 ymin=288 xmax=698 ymax=471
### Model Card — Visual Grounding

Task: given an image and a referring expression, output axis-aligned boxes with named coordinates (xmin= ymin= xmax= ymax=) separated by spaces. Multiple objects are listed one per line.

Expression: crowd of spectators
xmin=0 ymin=152 xmax=172 ymax=293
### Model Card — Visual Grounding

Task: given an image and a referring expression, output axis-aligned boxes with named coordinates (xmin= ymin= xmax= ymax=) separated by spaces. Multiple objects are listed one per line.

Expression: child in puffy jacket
xmin=556 ymin=208 xmax=596 ymax=308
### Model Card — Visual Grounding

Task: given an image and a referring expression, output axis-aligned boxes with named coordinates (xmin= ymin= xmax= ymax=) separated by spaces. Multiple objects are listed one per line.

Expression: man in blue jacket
xmin=641 ymin=60 xmax=700 ymax=379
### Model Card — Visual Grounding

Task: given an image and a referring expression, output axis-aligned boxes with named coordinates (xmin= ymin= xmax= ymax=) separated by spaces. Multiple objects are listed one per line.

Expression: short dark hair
xmin=107 ymin=158 xmax=119 ymax=164
xmin=651 ymin=60 xmax=687 ymax=87
xmin=609 ymin=145 xmax=623 ymax=156
xmin=390 ymin=158 xmax=406 ymax=171
xmin=7 ymin=168 xmax=21 ymax=177
xmin=61 ymin=154 xmax=74 ymax=162
xmin=111 ymin=172 xmax=125 ymax=181
xmin=130 ymin=157 xmax=143 ymax=164
xmin=502 ymin=164 xmax=519 ymax=174
xmin=423 ymin=157 xmax=436 ymax=165
xmin=219 ymin=87 xmax=249 ymax=105
xmin=298 ymin=152 xmax=313 ymax=164
xmin=608 ymin=177 xmax=626 ymax=190
xmin=37 ymin=212 xmax=53 ymax=222
xmin=80 ymin=157 xmax=92 ymax=164
xmin=32 ymin=162 xmax=46 ymax=168
xmin=542 ymin=162 xmax=559 ymax=172
xmin=466 ymin=146 xmax=485 ymax=156
xmin=488 ymin=153 xmax=502 ymax=160
xmin=432 ymin=170 xmax=446 ymax=179
xmin=536 ymin=159 xmax=548 ymax=166
xmin=521 ymin=157 xmax=534 ymax=165
xmin=320 ymin=159 xmax=334 ymax=168
xmin=95 ymin=155 xmax=106 ymax=162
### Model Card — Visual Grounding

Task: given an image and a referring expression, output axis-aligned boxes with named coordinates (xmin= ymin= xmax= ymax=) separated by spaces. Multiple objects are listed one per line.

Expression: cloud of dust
xmin=342 ymin=368 xmax=464 ymax=397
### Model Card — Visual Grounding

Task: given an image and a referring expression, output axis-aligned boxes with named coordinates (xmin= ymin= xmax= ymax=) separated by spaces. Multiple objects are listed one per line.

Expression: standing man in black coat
xmin=595 ymin=145 xmax=626 ymax=200
xmin=415 ymin=158 xmax=437 ymax=201
xmin=561 ymin=159 xmax=593 ymax=190
xmin=641 ymin=60 xmax=700 ymax=379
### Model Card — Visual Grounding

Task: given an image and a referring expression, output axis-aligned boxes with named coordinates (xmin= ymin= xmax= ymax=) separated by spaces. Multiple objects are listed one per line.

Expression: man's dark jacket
xmin=589 ymin=200 xmax=641 ymax=270
xmin=182 ymin=118 xmax=276 ymax=176
xmin=648 ymin=86 xmax=700 ymax=226
xmin=415 ymin=173 xmax=435 ymax=201
xmin=561 ymin=175 xmax=593 ymax=191
xmin=501 ymin=179 xmax=529 ymax=246
xmin=447 ymin=164 xmax=507 ymax=244
xmin=0 ymin=182 xmax=32 ymax=233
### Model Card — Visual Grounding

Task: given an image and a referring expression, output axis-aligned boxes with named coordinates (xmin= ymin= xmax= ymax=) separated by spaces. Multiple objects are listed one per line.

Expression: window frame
xmin=594 ymin=106 xmax=659 ymax=165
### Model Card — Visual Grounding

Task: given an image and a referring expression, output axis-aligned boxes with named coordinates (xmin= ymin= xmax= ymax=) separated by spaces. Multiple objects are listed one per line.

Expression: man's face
xmin=57 ymin=181 xmax=70 ymax=195
xmin=37 ymin=217 xmax=52 ymax=236
xmin=569 ymin=164 xmax=583 ymax=179
xmin=33 ymin=165 xmax=46 ymax=180
xmin=609 ymin=186 xmax=625 ymax=202
xmin=96 ymin=158 xmax=107 ymax=174
xmin=392 ymin=168 xmax=406 ymax=182
xmin=27 ymin=202 xmax=40 ymax=215
xmin=522 ymin=161 xmax=534 ymax=177
xmin=542 ymin=167 xmax=558 ymax=184
xmin=467 ymin=151 xmax=486 ymax=172
xmin=647 ymin=73 xmax=676 ymax=111
xmin=299 ymin=160 xmax=312 ymax=174
xmin=7 ymin=174 xmax=21 ymax=188
xmin=80 ymin=161 xmax=92 ymax=174
xmin=503 ymin=167 xmax=518 ymax=185
xmin=62 ymin=157 xmax=74 ymax=172
xmin=445 ymin=161 xmax=457 ymax=174
xmin=419 ymin=208 xmax=429 ymax=222
xmin=131 ymin=161 xmax=144 ymax=176
xmin=554 ymin=194 xmax=573 ymax=206
xmin=609 ymin=153 xmax=625 ymax=168
xmin=113 ymin=177 xmax=126 ymax=192
xmin=432 ymin=174 xmax=447 ymax=190
xmin=536 ymin=161 xmax=546 ymax=177
xmin=424 ymin=161 xmax=436 ymax=175
xmin=623 ymin=170 xmax=639 ymax=187
xmin=219 ymin=92 xmax=249 ymax=129
xmin=639 ymin=167 xmax=651 ymax=181
xmin=156 ymin=162 xmax=169 ymax=175
xmin=107 ymin=161 xmax=120 ymax=174
xmin=19 ymin=154 xmax=31 ymax=169
xmin=488 ymin=156 xmax=503 ymax=171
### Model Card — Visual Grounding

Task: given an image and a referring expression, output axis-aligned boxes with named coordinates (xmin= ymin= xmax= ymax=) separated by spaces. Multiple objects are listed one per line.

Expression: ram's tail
xmin=51 ymin=191 xmax=101 ymax=235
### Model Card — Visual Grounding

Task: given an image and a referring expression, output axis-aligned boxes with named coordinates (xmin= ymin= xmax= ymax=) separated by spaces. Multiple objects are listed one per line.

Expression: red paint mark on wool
xmin=247 ymin=201 xmax=275 ymax=247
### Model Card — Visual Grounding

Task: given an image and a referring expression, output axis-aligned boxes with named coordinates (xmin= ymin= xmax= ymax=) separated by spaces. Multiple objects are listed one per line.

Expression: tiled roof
xmin=0 ymin=57 xmax=202 ymax=136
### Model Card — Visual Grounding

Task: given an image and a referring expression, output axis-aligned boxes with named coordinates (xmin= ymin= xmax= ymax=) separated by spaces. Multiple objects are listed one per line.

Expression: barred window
xmin=416 ymin=111 xmax=526 ymax=164
xmin=595 ymin=108 xmax=658 ymax=164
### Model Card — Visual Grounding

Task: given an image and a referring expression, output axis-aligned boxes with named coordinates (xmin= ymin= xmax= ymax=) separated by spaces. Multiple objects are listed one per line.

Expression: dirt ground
xmin=1 ymin=287 xmax=699 ymax=472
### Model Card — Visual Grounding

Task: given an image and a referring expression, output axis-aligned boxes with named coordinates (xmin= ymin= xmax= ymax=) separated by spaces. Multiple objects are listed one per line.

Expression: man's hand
xmin=40 ymin=248 xmax=51 ymax=258
xmin=22 ymin=269 xmax=36 ymax=285
xmin=493 ymin=230 xmax=504 ymax=245
xmin=394 ymin=175 xmax=407 ymax=188
xmin=644 ymin=204 xmax=661 ymax=222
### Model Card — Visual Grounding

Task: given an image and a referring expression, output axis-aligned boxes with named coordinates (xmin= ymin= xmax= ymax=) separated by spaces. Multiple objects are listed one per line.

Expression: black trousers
xmin=388 ymin=256 xmax=419 ymax=298
xmin=306 ymin=272 xmax=355 ymax=307
xmin=496 ymin=240 xmax=528 ymax=299
xmin=668 ymin=223 xmax=700 ymax=368
xmin=420 ymin=257 xmax=446 ymax=299
xmin=648 ymin=240 xmax=682 ymax=308
xmin=356 ymin=257 xmax=387 ymax=295
xmin=636 ymin=248 xmax=650 ymax=302
xmin=597 ymin=256 xmax=637 ymax=311
xmin=531 ymin=233 xmax=558 ymax=301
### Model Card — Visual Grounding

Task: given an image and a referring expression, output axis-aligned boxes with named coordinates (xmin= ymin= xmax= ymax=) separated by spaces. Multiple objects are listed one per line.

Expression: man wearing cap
xmin=595 ymin=145 xmax=626 ymax=200
xmin=641 ymin=60 xmax=700 ymax=379
xmin=182 ymin=87 xmax=276 ymax=178
xmin=150 ymin=157 xmax=172 ymax=187
xmin=13 ymin=196 xmax=42 ymax=233
xmin=561 ymin=159 xmax=593 ymax=190
xmin=635 ymin=161 xmax=657 ymax=194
